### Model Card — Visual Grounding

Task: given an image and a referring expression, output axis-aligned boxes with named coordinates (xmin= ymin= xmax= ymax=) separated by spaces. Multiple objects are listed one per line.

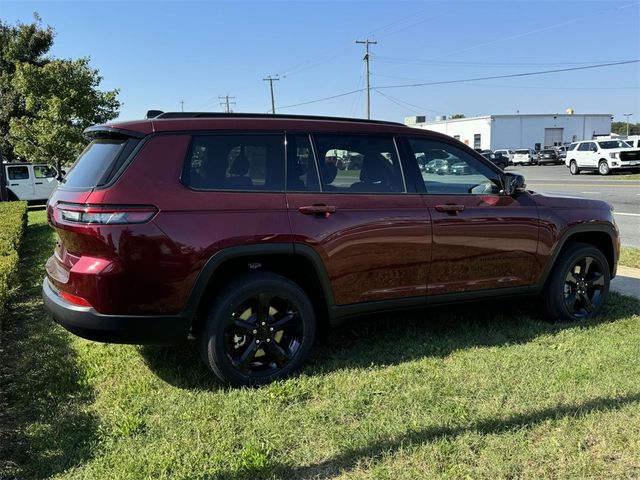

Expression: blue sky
xmin=2 ymin=1 xmax=639 ymax=123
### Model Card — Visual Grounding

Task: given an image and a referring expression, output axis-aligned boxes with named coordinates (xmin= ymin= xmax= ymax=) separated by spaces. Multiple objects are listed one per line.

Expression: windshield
xmin=598 ymin=140 xmax=631 ymax=149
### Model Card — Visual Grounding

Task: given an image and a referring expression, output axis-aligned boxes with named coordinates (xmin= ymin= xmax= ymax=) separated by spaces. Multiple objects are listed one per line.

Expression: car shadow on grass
xmin=139 ymin=292 xmax=639 ymax=392
xmin=0 ymin=220 xmax=99 ymax=480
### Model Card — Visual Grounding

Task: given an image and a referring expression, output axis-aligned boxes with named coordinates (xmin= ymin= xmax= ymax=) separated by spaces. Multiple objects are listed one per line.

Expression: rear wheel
xmin=598 ymin=160 xmax=610 ymax=175
xmin=199 ymin=272 xmax=316 ymax=386
xmin=541 ymin=243 xmax=610 ymax=322
xmin=569 ymin=161 xmax=579 ymax=175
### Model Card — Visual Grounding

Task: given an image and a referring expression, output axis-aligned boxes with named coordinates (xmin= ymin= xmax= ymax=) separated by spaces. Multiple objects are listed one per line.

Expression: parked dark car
xmin=43 ymin=112 xmax=619 ymax=386
xmin=538 ymin=149 xmax=561 ymax=165
xmin=481 ymin=152 xmax=509 ymax=170
xmin=450 ymin=162 xmax=471 ymax=175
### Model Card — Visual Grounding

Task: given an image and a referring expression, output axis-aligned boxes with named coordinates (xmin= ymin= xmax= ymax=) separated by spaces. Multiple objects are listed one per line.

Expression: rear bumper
xmin=42 ymin=277 xmax=191 ymax=345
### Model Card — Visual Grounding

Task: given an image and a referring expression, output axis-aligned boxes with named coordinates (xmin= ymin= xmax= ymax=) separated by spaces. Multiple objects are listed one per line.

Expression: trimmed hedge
xmin=0 ymin=201 xmax=28 ymax=317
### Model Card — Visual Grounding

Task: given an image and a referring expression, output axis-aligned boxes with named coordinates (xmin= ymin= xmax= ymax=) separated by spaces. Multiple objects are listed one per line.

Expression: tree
xmin=611 ymin=121 xmax=640 ymax=136
xmin=1 ymin=15 xmax=120 ymax=172
xmin=0 ymin=14 xmax=54 ymax=162
xmin=450 ymin=114 xmax=465 ymax=119
xmin=9 ymin=58 xmax=120 ymax=174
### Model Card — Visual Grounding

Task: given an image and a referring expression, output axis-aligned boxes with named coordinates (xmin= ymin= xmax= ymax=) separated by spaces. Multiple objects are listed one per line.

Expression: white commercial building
xmin=405 ymin=113 xmax=612 ymax=151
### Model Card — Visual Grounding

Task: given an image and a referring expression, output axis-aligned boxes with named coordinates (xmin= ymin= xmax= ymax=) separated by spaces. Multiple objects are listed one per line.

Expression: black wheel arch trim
xmin=533 ymin=223 xmax=618 ymax=292
xmin=182 ymin=243 xmax=337 ymax=319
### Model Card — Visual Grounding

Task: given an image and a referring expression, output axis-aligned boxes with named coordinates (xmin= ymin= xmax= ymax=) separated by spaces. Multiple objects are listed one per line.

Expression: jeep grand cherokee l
xmin=43 ymin=112 xmax=619 ymax=386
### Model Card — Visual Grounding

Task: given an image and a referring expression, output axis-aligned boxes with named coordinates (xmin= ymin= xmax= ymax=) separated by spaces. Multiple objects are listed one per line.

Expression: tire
xmin=569 ymin=161 xmax=579 ymax=175
xmin=541 ymin=243 xmax=610 ymax=323
xmin=598 ymin=160 xmax=610 ymax=175
xmin=199 ymin=271 xmax=316 ymax=386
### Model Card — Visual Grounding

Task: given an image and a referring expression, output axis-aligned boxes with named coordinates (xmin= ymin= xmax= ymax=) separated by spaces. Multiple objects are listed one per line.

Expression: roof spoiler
xmin=146 ymin=110 xmax=164 ymax=119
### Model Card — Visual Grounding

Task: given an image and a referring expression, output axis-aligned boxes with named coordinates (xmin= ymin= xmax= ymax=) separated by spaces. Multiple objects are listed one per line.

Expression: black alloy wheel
xmin=200 ymin=272 xmax=315 ymax=386
xmin=541 ymin=243 xmax=610 ymax=322
xmin=562 ymin=255 xmax=607 ymax=320
xmin=224 ymin=293 xmax=304 ymax=377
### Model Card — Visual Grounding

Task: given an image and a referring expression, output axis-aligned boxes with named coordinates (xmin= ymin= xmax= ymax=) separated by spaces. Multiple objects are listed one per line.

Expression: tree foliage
xmin=0 ymin=14 xmax=53 ymax=161
xmin=0 ymin=15 xmax=120 ymax=167
xmin=450 ymin=114 xmax=465 ymax=119
xmin=611 ymin=121 xmax=640 ymax=136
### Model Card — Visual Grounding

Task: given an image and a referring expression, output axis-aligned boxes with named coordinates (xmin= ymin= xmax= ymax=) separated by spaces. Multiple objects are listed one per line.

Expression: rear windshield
xmin=542 ymin=150 xmax=555 ymax=154
xmin=515 ymin=150 xmax=529 ymax=154
xmin=62 ymin=139 xmax=127 ymax=189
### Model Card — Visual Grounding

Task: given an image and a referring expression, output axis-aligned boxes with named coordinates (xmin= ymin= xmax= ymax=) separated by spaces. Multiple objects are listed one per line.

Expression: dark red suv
xmin=43 ymin=112 xmax=619 ymax=386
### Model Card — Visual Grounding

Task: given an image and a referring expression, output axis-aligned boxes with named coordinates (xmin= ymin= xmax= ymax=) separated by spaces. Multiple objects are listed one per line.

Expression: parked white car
xmin=3 ymin=162 xmax=59 ymax=202
xmin=624 ymin=135 xmax=640 ymax=148
xmin=565 ymin=140 xmax=640 ymax=175
xmin=493 ymin=149 xmax=515 ymax=163
xmin=512 ymin=149 xmax=538 ymax=166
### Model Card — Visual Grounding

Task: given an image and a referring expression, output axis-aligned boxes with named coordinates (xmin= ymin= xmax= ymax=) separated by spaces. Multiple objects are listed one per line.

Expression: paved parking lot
xmin=507 ymin=164 xmax=640 ymax=247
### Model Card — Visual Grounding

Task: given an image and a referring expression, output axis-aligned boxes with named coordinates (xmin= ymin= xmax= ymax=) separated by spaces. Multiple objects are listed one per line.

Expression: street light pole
xmin=623 ymin=113 xmax=633 ymax=136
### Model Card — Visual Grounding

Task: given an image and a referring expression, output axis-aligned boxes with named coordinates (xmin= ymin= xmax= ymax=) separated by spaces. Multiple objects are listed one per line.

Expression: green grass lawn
xmin=2 ymin=210 xmax=640 ymax=480
xmin=620 ymin=246 xmax=640 ymax=269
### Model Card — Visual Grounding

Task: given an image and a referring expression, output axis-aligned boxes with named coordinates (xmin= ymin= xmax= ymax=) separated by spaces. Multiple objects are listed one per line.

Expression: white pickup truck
xmin=2 ymin=162 xmax=59 ymax=202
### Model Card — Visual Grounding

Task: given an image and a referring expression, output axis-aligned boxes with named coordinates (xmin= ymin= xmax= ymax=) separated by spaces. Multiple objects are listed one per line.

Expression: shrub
xmin=0 ymin=201 xmax=28 ymax=316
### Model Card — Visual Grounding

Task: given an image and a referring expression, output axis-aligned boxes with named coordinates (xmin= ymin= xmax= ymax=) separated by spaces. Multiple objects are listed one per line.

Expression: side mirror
xmin=503 ymin=173 xmax=526 ymax=195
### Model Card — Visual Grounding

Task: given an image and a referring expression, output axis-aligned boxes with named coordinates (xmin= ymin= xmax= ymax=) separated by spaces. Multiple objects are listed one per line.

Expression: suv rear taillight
xmin=55 ymin=203 xmax=157 ymax=225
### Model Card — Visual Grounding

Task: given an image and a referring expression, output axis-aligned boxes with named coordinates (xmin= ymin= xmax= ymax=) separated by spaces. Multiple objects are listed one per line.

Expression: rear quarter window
xmin=62 ymin=139 xmax=127 ymax=189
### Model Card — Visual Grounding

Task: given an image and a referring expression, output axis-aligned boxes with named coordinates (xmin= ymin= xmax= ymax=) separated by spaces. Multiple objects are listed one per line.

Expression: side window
xmin=8 ymin=166 xmax=30 ymax=180
xmin=577 ymin=143 xmax=590 ymax=151
xmin=313 ymin=134 xmax=403 ymax=193
xmin=33 ymin=165 xmax=57 ymax=178
xmin=567 ymin=143 xmax=577 ymax=151
xmin=407 ymin=138 xmax=501 ymax=195
xmin=286 ymin=134 xmax=320 ymax=192
xmin=183 ymin=134 xmax=285 ymax=191
xmin=473 ymin=134 xmax=481 ymax=150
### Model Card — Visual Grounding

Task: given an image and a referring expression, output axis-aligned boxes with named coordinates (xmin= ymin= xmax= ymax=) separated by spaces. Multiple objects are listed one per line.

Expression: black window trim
xmin=284 ymin=132 xmax=322 ymax=193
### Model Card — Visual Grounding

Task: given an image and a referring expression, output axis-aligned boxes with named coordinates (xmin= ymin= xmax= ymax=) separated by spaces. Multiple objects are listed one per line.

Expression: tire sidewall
xmin=201 ymin=273 xmax=316 ymax=386
xmin=598 ymin=160 xmax=610 ymax=175
xmin=570 ymin=161 xmax=578 ymax=175
xmin=547 ymin=245 xmax=610 ymax=322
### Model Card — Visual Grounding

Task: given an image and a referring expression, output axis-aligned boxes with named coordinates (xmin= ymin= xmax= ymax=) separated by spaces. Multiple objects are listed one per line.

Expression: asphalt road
xmin=507 ymin=164 xmax=640 ymax=247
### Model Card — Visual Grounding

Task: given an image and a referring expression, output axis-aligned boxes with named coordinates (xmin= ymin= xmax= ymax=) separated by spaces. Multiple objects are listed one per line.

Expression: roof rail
xmin=148 ymin=111 xmax=406 ymax=127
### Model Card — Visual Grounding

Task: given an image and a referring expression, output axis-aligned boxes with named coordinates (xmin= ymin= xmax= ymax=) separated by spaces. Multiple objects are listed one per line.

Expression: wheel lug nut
xmin=252 ymin=329 xmax=257 ymax=334
xmin=256 ymin=340 xmax=260 ymax=344
xmin=269 ymin=327 xmax=274 ymax=332
xmin=266 ymin=338 xmax=271 ymax=342
xmin=261 ymin=322 xmax=266 ymax=326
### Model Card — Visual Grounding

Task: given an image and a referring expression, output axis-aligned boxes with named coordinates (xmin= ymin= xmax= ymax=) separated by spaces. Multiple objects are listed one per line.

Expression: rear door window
xmin=63 ymin=139 xmax=127 ymax=189
xmin=183 ymin=134 xmax=285 ymax=191
xmin=7 ymin=166 xmax=30 ymax=180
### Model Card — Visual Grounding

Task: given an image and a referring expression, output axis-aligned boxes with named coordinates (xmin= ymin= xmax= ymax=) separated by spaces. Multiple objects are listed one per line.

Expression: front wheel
xmin=598 ymin=160 xmax=610 ymax=175
xmin=541 ymin=243 xmax=610 ymax=322
xmin=199 ymin=272 xmax=316 ymax=386
xmin=569 ymin=161 xmax=579 ymax=175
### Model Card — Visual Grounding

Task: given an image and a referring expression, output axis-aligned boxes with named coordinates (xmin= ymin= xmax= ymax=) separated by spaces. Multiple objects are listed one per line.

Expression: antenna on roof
xmin=146 ymin=110 xmax=164 ymax=119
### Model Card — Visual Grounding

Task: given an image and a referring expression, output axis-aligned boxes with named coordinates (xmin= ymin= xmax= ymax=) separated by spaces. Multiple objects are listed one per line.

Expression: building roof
xmin=410 ymin=113 xmax=612 ymax=126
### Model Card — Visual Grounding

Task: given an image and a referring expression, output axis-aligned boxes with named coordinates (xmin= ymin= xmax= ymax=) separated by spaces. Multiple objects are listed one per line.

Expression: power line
xmin=374 ymin=60 xmax=640 ymax=90
xmin=276 ymin=60 xmax=638 ymax=112
xmin=373 ymin=89 xmax=447 ymax=115
xmin=372 ymin=57 xmax=635 ymax=67
xmin=277 ymin=89 xmax=365 ymax=111
xmin=356 ymin=38 xmax=377 ymax=119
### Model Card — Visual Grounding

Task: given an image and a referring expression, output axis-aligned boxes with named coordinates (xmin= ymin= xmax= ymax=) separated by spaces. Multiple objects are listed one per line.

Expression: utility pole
xmin=219 ymin=95 xmax=236 ymax=113
xmin=356 ymin=38 xmax=377 ymax=119
xmin=623 ymin=113 xmax=633 ymax=136
xmin=263 ymin=76 xmax=280 ymax=114
xmin=180 ymin=100 xmax=184 ymax=112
